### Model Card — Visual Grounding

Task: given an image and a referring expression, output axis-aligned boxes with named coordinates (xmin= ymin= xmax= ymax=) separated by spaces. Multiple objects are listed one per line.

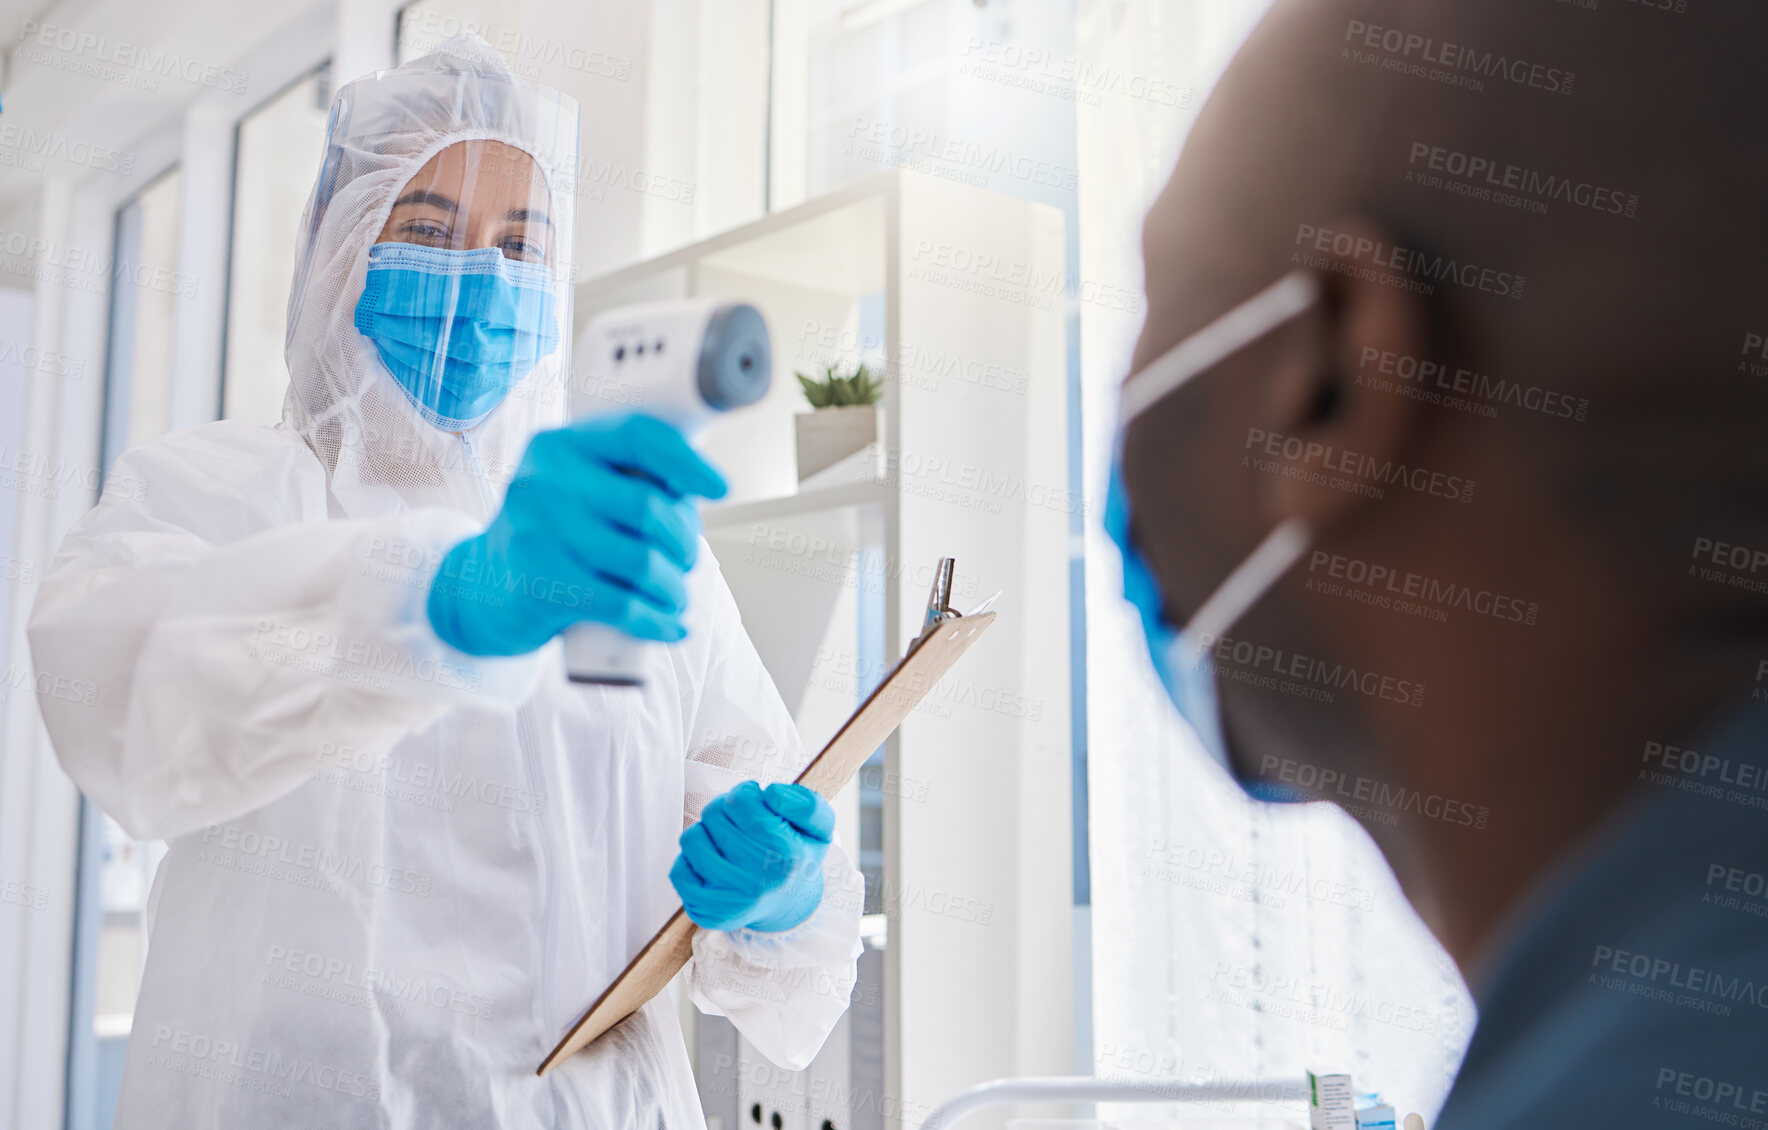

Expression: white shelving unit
xmin=576 ymin=168 xmax=1073 ymax=1130
xmin=702 ymin=481 xmax=893 ymax=531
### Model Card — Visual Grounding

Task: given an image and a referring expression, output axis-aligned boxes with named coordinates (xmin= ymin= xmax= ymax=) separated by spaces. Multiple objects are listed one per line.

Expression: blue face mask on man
xmin=1108 ymin=270 xmax=1321 ymax=803
xmin=353 ymin=241 xmax=561 ymax=431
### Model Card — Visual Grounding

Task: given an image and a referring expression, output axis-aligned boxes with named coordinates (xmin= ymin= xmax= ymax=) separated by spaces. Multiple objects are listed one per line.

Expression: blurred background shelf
xmin=576 ymin=166 xmax=1071 ymax=1130
xmin=703 ymin=480 xmax=891 ymax=531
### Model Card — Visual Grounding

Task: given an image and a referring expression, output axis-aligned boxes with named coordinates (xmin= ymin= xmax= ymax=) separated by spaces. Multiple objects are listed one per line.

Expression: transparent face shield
xmin=282 ymin=36 xmax=580 ymax=519
xmin=353 ymin=139 xmax=565 ymax=432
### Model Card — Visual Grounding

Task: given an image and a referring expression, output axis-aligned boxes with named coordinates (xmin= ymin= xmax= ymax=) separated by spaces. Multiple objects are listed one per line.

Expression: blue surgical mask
xmin=353 ymin=242 xmax=561 ymax=431
xmin=1109 ymin=271 xmax=1320 ymax=802
xmin=1106 ymin=463 xmax=1228 ymax=756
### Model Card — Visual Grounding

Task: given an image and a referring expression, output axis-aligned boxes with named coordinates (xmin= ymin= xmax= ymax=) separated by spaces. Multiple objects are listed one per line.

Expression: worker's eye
xmin=396 ymin=218 xmax=452 ymax=245
xmin=500 ymin=235 xmax=546 ymax=263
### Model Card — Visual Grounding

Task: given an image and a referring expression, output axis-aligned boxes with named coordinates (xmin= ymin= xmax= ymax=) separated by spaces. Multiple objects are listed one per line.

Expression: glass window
xmin=68 ymin=164 xmax=187 ymax=1130
xmin=101 ymin=169 xmax=183 ymax=455
xmin=92 ymin=825 xmax=165 ymax=1029
xmin=769 ymin=0 xmax=1084 ymax=210
xmin=223 ymin=66 xmax=334 ymax=425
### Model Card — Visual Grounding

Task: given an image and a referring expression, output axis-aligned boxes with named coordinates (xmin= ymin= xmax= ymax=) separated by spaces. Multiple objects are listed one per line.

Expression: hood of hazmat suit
xmin=28 ymin=33 xmax=861 ymax=1130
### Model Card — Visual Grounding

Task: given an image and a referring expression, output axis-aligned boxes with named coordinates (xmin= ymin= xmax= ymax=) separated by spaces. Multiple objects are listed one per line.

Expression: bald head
xmin=1139 ymin=0 xmax=1768 ymax=362
xmin=1120 ymin=0 xmax=1768 ymax=962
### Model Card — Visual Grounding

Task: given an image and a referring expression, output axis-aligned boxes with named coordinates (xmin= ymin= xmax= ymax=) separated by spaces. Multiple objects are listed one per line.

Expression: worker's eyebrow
xmin=506 ymin=207 xmax=553 ymax=228
xmin=392 ymin=189 xmax=458 ymax=213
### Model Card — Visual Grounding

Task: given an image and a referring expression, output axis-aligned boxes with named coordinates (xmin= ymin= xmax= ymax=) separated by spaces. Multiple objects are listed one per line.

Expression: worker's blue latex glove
xmin=671 ymin=782 xmax=834 ymax=933
xmin=427 ymin=414 xmax=728 ymax=656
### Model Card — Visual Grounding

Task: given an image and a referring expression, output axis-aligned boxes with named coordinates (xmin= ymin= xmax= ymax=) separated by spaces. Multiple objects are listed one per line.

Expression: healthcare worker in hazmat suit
xmin=28 ymin=34 xmax=862 ymax=1129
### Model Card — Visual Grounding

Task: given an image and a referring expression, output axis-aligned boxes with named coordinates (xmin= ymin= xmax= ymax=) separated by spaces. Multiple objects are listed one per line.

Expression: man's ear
xmin=1258 ymin=217 xmax=1432 ymax=532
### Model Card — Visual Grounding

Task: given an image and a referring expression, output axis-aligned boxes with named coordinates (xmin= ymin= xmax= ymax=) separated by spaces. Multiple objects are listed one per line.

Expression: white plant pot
xmin=795 ymin=404 xmax=881 ymax=484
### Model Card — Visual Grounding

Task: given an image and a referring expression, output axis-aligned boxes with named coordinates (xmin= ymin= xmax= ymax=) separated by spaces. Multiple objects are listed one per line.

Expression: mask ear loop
xmin=1178 ymin=517 xmax=1312 ymax=664
xmin=1118 ymin=270 xmax=1321 ymax=424
xmin=1115 ymin=269 xmax=1324 ymax=661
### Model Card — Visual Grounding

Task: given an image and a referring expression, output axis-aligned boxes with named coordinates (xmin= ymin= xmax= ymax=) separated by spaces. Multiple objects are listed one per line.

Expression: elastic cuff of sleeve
xmin=340 ymin=509 xmax=542 ymax=706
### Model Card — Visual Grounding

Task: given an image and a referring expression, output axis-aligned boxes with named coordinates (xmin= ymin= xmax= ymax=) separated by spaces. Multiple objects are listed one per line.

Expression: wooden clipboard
xmin=537 ymin=610 xmax=998 ymax=1075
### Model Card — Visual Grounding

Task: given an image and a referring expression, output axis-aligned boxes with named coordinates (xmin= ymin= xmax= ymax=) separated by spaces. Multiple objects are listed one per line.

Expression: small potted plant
xmin=794 ymin=362 xmax=883 ymax=483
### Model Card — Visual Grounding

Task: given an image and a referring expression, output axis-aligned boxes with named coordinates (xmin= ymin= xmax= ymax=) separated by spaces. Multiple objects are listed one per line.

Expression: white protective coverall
xmin=28 ymin=34 xmax=861 ymax=1129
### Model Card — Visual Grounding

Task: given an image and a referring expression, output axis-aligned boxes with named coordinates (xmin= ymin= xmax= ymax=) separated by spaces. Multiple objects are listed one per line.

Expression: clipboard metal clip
xmin=924 ymin=558 xmax=959 ymax=628
xmin=908 ymin=558 xmax=960 ymax=657
xmin=908 ymin=558 xmax=1000 ymax=657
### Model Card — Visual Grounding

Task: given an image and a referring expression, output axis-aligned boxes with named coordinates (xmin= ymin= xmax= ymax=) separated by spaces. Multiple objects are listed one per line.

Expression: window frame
xmin=217 ymin=60 xmax=336 ymax=426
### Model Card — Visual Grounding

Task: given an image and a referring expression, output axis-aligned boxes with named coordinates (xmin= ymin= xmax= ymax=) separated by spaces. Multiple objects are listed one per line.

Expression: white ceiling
xmin=0 ymin=0 xmax=333 ymax=215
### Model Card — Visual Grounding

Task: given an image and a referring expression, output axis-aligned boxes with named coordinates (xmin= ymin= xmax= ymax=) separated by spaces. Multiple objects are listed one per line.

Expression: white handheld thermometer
xmin=563 ymin=297 xmax=772 ymax=686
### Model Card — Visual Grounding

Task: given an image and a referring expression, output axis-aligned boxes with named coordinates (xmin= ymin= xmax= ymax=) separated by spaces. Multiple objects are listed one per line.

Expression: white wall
xmin=0 ymin=287 xmax=32 ymax=674
xmin=0 ymin=283 xmax=44 ymax=1129
xmin=0 ymin=174 xmax=98 ymax=1130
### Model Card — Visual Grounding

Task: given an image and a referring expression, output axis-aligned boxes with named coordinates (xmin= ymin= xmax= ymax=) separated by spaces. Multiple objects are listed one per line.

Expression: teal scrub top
xmin=1435 ymin=700 xmax=1768 ymax=1128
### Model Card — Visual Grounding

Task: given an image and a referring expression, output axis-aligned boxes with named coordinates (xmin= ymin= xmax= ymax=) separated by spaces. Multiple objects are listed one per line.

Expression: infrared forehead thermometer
xmin=563 ymin=297 xmax=771 ymax=686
